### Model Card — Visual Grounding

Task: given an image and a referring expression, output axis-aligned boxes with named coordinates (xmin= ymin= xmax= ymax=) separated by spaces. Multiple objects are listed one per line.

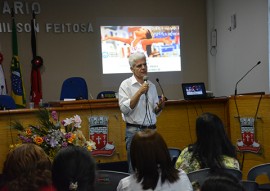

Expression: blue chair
xmin=0 ymin=95 xmax=16 ymax=109
xmin=60 ymin=77 xmax=88 ymax=100
xmin=96 ymin=91 xmax=116 ymax=99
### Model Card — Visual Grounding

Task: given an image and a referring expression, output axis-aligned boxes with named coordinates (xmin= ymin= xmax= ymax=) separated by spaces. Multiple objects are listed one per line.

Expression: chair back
xmin=247 ymin=163 xmax=270 ymax=190
xmin=223 ymin=168 xmax=242 ymax=180
xmin=97 ymin=161 xmax=129 ymax=173
xmin=60 ymin=77 xmax=88 ymax=100
xmin=96 ymin=91 xmax=116 ymax=99
xmin=187 ymin=168 xmax=211 ymax=187
xmin=168 ymin=147 xmax=181 ymax=167
xmin=187 ymin=168 xmax=242 ymax=189
xmin=241 ymin=180 xmax=259 ymax=191
xmin=95 ymin=170 xmax=130 ymax=191
xmin=0 ymin=95 xmax=16 ymax=109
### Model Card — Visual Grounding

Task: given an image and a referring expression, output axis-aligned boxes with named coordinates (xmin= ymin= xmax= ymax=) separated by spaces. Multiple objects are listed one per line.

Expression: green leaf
xmin=36 ymin=108 xmax=56 ymax=130
xmin=11 ymin=121 xmax=25 ymax=131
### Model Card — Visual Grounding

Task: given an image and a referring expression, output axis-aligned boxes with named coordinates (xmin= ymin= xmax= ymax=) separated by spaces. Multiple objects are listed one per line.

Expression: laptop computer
xmin=182 ymin=82 xmax=207 ymax=100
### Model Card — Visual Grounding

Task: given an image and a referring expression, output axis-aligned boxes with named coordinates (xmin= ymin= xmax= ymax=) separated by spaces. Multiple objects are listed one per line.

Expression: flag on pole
xmin=30 ymin=11 xmax=43 ymax=106
xmin=0 ymin=52 xmax=7 ymax=95
xmin=11 ymin=10 xmax=26 ymax=108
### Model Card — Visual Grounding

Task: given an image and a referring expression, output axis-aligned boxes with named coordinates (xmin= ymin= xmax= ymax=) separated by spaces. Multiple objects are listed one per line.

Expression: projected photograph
xmin=101 ymin=25 xmax=181 ymax=74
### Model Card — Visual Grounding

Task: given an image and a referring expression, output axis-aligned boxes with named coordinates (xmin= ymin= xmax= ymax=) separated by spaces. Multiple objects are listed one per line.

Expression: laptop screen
xmin=182 ymin=82 xmax=207 ymax=100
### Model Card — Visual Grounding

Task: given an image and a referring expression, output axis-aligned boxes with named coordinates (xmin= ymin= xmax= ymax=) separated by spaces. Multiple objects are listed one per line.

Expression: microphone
xmin=156 ymin=78 xmax=168 ymax=101
xmin=143 ymin=76 xmax=148 ymax=83
xmin=234 ymin=61 xmax=261 ymax=95
xmin=143 ymin=76 xmax=148 ymax=95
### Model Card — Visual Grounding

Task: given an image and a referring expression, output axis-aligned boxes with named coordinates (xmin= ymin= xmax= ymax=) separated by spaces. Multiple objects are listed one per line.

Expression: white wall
xmin=207 ymin=0 xmax=269 ymax=97
xmin=0 ymin=0 xmax=208 ymax=102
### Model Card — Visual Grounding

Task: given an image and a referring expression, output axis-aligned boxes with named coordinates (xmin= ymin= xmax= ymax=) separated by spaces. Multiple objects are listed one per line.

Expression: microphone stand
xmin=156 ymin=78 xmax=168 ymax=101
xmin=235 ymin=61 xmax=261 ymax=96
xmin=234 ymin=61 xmax=261 ymax=124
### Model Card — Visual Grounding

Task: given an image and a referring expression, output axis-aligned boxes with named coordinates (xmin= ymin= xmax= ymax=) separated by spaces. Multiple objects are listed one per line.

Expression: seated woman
xmin=0 ymin=143 xmax=55 ymax=191
xmin=117 ymin=129 xmax=192 ymax=191
xmin=52 ymin=146 xmax=96 ymax=191
xmin=175 ymin=112 xmax=240 ymax=173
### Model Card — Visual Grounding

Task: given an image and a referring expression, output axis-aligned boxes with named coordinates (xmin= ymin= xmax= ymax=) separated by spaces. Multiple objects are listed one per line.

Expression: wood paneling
xmin=0 ymin=98 xmax=228 ymax=172
xmin=229 ymin=95 xmax=270 ymax=179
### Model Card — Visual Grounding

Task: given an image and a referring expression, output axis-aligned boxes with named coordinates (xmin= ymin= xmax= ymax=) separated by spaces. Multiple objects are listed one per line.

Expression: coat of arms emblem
xmin=236 ymin=117 xmax=260 ymax=153
xmin=89 ymin=116 xmax=115 ymax=156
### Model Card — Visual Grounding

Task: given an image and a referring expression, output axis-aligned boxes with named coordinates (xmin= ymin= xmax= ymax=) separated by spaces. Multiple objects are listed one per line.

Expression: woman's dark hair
xmin=1 ymin=143 xmax=52 ymax=191
xmin=52 ymin=146 xmax=96 ymax=191
xmin=130 ymin=129 xmax=179 ymax=190
xmin=190 ymin=112 xmax=237 ymax=169
xmin=201 ymin=172 xmax=245 ymax=191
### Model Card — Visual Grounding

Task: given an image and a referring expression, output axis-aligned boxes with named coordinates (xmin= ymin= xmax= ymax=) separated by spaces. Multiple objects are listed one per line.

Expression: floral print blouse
xmin=175 ymin=147 xmax=240 ymax=173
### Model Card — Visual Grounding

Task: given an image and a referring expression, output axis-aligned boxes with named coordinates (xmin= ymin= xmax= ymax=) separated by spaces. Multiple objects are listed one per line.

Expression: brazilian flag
xmin=11 ymin=13 xmax=26 ymax=108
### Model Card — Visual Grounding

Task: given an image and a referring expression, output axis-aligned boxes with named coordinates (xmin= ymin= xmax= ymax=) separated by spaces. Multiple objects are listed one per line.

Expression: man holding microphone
xmin=118 ymin=52 xmax=166 ymax=173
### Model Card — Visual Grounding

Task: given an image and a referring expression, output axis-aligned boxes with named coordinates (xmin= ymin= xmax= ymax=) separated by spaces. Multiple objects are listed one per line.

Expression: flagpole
xmin=30 ymin=10 xmax=43 ymax=106
xmin=11 ymin=8 xmax=26 ymax=108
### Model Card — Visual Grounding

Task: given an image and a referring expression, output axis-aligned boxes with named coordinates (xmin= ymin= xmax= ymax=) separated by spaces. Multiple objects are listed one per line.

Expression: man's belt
xmin=126 ymin=123 xmax=156 ymax=129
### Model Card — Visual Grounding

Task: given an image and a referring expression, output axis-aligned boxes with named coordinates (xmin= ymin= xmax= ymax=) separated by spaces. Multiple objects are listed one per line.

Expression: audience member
xmin=117 ymin=129 xmax=192 ymax=191
xmin=201 ymin=171 xmax=245 ymax=191
xmin=175 ymin=112 xmax=240 ymax=173
xmin=52 ymin=146 xmax=96 ymax=191
xmin=0 ymin=143 xmax=55 ymax=191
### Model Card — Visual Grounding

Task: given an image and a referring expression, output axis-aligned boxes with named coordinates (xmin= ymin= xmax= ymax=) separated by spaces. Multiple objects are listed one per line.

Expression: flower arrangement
xmin=11 ymin=109 xmax=96 ymax=158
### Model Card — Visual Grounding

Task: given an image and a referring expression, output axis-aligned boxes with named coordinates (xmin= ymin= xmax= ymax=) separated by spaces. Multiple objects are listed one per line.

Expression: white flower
xmin=86 ymin=140 xmax=96 ymax=150
xmin=63 ymin=118 xmax=73 ymax=126
xmin=73 ymin=115 xmax=82 ymax=128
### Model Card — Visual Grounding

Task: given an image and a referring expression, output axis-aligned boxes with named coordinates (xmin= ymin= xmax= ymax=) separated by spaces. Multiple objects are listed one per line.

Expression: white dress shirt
xmin=118 ymin=75 xmax=160 ymax=126
xmin=117 ymin=169 xmax=193 ymax=191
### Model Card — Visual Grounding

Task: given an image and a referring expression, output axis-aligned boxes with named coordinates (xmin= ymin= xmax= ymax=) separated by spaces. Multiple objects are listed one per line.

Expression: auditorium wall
xmin=0 ymin=0 xmax=207 ymax=103
xmin=207 ymin=0 xmax=269 ymax=97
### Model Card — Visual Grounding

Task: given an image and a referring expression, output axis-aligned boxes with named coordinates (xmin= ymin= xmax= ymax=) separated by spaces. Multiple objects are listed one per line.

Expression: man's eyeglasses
xmin=134 ymin=63 xmax=147 ymax=68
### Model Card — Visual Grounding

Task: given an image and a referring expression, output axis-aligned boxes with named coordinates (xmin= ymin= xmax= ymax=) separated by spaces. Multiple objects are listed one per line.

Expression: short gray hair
xmin=129 ymin=52 xmax=146 ymax=67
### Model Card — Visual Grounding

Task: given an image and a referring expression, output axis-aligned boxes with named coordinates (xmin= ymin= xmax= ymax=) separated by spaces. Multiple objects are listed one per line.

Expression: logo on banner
xmin=237 ymin=117 xmax=260 ymax=153
xmin=89 ymin=116 xmax=115 ymax=156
